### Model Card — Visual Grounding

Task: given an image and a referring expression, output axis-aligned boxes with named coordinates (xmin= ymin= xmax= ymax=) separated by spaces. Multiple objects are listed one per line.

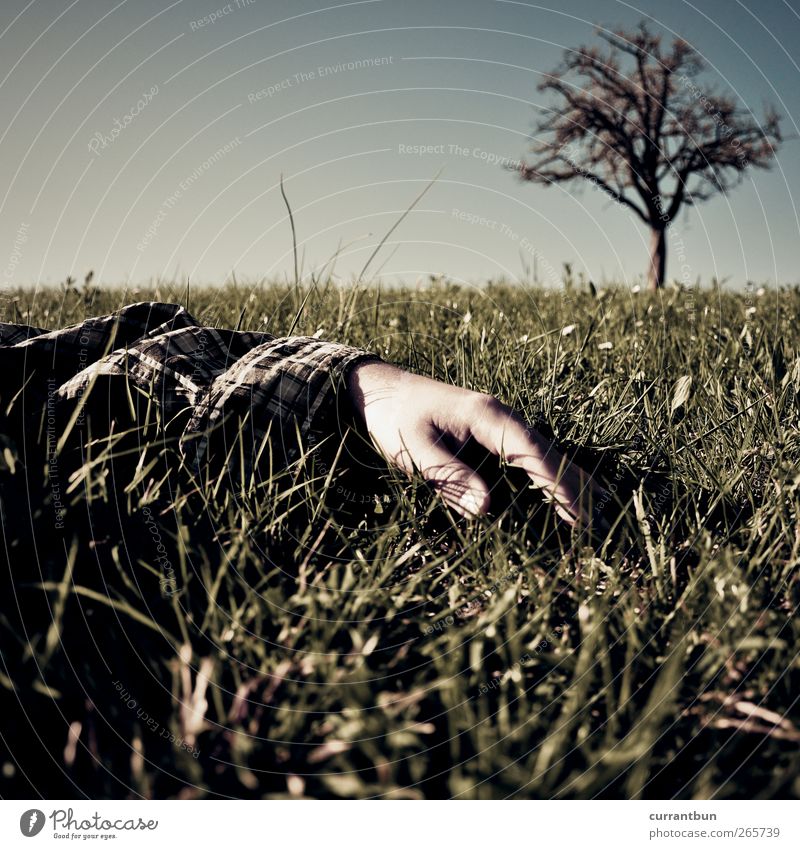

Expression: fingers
xmin=399 ymin=426 xmax=491 ymax=518
xmin=467 ymin=395 xmax=603 ymax=526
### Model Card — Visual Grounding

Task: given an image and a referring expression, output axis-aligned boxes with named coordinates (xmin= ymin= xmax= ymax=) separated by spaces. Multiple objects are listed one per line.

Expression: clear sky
xmin=1 ymin=0 xmax=798 ymax=289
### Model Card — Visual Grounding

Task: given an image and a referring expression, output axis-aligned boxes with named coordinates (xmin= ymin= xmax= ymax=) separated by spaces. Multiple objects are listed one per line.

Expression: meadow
xmin=1 ymin=278 xmax=799 ymax=799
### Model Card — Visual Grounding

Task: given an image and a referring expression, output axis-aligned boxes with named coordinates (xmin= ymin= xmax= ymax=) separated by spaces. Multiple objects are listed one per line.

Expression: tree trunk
xmin=647 ymin=227 xmax=667 ymax=291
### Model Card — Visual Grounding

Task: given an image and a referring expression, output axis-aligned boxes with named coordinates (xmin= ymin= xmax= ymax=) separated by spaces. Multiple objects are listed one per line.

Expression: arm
xmin=1 ymin=300 xmax=601 ymax=525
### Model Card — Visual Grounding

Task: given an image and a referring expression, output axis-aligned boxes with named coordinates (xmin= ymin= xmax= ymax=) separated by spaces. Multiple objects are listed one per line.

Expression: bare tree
xmin=514 ymin=23 xmax=782 ymax=290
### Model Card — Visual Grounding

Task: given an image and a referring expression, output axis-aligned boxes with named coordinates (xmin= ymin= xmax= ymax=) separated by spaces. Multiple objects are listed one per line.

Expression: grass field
xmin=2 ymin=279 xmax=799 ymax=799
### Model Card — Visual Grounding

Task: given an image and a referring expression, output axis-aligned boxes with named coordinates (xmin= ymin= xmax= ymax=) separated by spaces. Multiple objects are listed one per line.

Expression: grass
xmin=1 ymin=278 xmax=799 ymax=799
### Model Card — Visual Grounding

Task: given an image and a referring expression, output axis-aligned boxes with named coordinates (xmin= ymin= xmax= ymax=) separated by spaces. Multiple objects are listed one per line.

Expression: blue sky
xmin=1 ymin=0 xmax=798 ymax=289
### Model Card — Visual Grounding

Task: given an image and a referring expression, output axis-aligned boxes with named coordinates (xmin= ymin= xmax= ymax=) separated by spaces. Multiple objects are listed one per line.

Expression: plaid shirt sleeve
xmin=0 ymin=301 xmax=379 ymax=478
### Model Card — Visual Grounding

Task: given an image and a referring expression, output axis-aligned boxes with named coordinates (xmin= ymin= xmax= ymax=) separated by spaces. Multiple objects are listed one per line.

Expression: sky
xmin=1 ymin=0 xmax=798 ymax=290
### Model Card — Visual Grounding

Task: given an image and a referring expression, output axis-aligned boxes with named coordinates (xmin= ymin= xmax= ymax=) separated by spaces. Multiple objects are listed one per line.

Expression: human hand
xmin=346 ymin=360 xmax=605 ymax=524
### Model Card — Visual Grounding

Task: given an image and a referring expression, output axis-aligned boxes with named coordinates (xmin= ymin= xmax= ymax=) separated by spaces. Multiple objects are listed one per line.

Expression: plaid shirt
xmin=0 ymin=302 xmax=378 ymax=478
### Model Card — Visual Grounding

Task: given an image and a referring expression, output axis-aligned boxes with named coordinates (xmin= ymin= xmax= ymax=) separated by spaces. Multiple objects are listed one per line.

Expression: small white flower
xmin=561 ymin=324 xmax=576 ymax=336
xmin=462 ymin=311 xmax=472 ymax=325
xmin=597 ymin=341 xmax=613 ymax=350
xmin=631 ymin=285 xmax=641 ymax=294
xmin=746 ymin=307 xmax=756 ymax=316
xmin=756 ymin=287 xmax=766 ymax=297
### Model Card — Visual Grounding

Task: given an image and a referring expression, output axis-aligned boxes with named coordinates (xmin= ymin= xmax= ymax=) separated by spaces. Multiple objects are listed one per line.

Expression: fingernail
xmin=459 ymin=491 xmax=483 ymax=516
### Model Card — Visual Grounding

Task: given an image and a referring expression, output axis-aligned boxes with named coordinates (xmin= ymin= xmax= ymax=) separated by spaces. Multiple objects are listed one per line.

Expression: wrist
xmin=345 ymin=359 xmax=402 ymax=426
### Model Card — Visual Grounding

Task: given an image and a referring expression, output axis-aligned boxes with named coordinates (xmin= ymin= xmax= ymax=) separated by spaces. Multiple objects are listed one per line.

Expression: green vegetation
xmin=2 ymin=279 xmax=799 ymax=799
